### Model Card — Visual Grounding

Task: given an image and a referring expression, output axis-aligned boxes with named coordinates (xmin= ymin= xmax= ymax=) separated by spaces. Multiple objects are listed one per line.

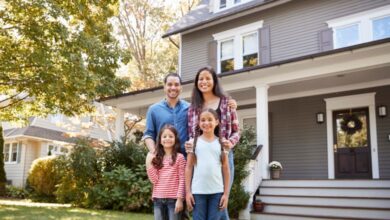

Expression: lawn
xmin=0 ymin=199 xmax=153 ymax=220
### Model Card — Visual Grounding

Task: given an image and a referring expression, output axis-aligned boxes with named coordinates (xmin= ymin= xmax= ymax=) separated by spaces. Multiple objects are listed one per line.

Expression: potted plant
xmin=252 ymin=198 xmax=264 ymax=212
xmin=269 ymin=161 xmax=283 ymax=179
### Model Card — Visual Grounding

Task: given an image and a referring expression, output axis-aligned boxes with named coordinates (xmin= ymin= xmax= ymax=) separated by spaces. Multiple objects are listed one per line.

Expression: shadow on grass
xmin=0 ymin=205 xmax=153 ymax=220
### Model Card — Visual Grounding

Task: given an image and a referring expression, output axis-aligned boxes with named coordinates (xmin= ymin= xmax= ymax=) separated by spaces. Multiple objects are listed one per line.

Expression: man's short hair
xmin=164 ymin=73 xmax=182 ymax=84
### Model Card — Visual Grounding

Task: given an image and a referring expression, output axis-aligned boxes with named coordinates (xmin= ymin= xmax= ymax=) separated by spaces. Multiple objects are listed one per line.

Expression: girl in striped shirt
xmin=146 ymin=124 xmax=186 ymax=220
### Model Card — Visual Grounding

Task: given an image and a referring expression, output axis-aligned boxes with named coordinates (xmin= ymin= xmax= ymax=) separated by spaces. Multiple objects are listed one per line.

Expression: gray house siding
xmin=181 ymin=0 xmax=389 ymax=81
xmin=269 ymin=85 xmax=390 ymax=179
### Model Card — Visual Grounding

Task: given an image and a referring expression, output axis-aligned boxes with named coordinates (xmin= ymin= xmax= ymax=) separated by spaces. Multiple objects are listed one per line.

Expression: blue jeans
xmin=153 ymin=198 xmax=181 ymax=220
xmin=221 ymin=151 xmax=234 ymax=220
xmin=193 ymin=193 xmax=224 ymax=220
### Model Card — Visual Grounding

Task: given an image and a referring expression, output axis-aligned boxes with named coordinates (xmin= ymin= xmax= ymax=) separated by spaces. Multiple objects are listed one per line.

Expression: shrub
xmin=228 ymin=127 xmax=256 ymax=218
xmin=27 ymin=156 xmax=64 ymax=202
xmin=89 ymin=165 xmax=152 ymax=211
xmin=5 ymin=185 xmax=29 ymax=199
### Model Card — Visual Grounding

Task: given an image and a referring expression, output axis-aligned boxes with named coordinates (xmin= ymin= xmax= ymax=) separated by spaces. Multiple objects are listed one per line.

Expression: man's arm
xmin=144 ymin=138 xmax=156 ymax=153
xmin=143 ymin=106 xmax=157 ymax=153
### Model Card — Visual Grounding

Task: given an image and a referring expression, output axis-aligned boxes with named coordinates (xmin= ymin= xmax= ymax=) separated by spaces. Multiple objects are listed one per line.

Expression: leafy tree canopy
xmin=0 ymin=0 xmax=130 ymax=123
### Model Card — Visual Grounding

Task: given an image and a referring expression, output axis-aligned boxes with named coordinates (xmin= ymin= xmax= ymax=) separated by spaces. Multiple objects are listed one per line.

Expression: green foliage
xmin=27 ymin=156 xmax=64 ymax=202
xmin=90 ymin=165 xmax=152 ymax=211
xmin=228 ymin=127 xmax=256 ymax=218
xmin=0 ymin=0 xmax=130 ymax=123
xmin=0 ymin=126 xmax=6 ymax=196
xmin=5 ymin=185 xmax=29 ymax=199
xmin=99 ymin=139 xmax=147 ymax=172
xmin=56 ymin=139 xmax=100 ymax=206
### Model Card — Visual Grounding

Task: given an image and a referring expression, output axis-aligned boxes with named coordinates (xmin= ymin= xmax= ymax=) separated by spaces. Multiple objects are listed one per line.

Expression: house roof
xmin=4 ymin=126 xmax=77 ymax=143
xmin=162 ymin=0 xmax=286 ymax=38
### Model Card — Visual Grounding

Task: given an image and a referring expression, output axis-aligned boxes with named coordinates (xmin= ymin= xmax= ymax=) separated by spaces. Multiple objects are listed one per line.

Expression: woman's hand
xmin=185 ymin=138 xmax=194 ymax=153
xmin=219 ymin=193 xmax=229 ymax=210
xmin=175 ymin=198 xmax=183 ymax=213
xmin=186 ymin=192 xmax=195 ymax=211
xmin=221 ymin=138 xmax=233 ymax=150
xmin=228 ymin=98 xmax=237 ymax=110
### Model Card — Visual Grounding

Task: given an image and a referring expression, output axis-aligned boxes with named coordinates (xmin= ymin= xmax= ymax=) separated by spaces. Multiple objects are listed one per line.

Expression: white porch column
xmin=256 ymin=84 xmax=270 ymax=179
xmin=115 ymin=108 xmax=125 ymax=141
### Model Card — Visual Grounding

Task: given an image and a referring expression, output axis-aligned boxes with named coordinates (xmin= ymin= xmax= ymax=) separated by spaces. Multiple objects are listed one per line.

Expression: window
xmin=213 ymin=21 xmax=263 ymax=73
xmin=3 ymin=142 xmax=19 ymax=163
xmin=327 ymin=5 xmax=390 ymax=49
xmin=215 ymin=0 xmax=253 ymax=12
xmin=48 ymin=144 xmax=69 ymax=155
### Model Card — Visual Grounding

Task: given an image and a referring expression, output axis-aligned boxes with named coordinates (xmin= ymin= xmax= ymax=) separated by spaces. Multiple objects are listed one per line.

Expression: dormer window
xmin=215 ymin=0 xmax=254 ymax=12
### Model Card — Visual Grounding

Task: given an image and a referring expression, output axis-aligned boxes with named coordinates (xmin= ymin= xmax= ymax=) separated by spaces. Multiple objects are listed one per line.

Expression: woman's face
xmin=197 ymin=70 xmax=214 ymax=94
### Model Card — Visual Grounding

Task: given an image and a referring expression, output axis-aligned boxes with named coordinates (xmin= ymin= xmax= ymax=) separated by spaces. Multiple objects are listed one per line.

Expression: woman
xmin=186 ymin=66 xmax=240 ymax=220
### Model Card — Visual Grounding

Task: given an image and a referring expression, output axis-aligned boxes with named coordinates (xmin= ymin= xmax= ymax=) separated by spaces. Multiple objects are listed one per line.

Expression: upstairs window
xmin=327 ymin=5 xmax=390 ymax=49
xmin=215 ymin=0 xmax=254 ymax=12
xmin=213 ymin=21 xmax=264 ymax=73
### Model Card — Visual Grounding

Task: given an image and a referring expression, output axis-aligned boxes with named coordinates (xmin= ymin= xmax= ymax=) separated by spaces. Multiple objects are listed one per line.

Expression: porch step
xmin=252 ymin=180 xmax=390 ymax=220
xmin=251 ymin=212 xmax=384 ymax=220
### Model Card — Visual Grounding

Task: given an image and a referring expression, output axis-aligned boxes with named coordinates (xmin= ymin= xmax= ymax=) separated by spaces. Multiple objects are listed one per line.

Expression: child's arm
xmin=185 ymin=154 xmax=195 ymax=211
xmin=219 ymin=152 xmax=230 ymax=210
xmin=175 ymin=155 xmax=186 ymax=213
xmin=146 ymin=152 xmax=159 ymax=184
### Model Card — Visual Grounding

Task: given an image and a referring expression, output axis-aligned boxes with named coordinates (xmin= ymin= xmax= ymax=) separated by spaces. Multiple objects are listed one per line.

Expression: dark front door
xmin=333 ymin=108 xmax=372 ymax=179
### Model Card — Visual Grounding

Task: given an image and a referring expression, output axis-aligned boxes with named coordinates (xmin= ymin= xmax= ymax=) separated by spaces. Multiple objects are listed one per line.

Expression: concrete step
xmin=251 ymin=212 xmax=380 ymax=220
xmin=261 ymin=180 xmax=390 ymax=188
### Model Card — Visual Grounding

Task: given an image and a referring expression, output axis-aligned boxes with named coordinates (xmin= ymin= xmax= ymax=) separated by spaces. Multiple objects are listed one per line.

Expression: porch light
xmin=316 ymin=112 xmax=325 ymax=124
xmin=378 ymin=105 xmax=387 ymax=117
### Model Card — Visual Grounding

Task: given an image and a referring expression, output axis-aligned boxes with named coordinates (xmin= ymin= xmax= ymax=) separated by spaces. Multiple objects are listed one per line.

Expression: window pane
xmin=335 ymin=24 xmax=359 ymax=48
xmin=4 ymin=144 xmax=10 ymax=162
xmin=11 ymin=143 xmax=18 ymax=162
xmin=220 ymin=0 xmax=226 ymax=8
xmin=235 ymin=0 xmax=241 ymax=4
xmin=373 ymin=16 xmax=390 ymax=40
xmin=243 ymin=54 xmax=258 ymax=67
xmin=221 ymin=39 xmax=234 ymax=60
xmin=243 ymin=33 xmax=257 ymax=55
xmin=221 ymin=58 xmax=234 ymax=73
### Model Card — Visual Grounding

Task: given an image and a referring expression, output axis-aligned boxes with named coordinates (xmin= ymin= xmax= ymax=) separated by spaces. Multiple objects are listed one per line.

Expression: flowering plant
xmin=269 ymin=161 xmax=283 ymax=170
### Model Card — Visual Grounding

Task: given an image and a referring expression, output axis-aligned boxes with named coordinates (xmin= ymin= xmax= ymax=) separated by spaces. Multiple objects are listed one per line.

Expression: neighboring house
xmin=2 ymin=103 xmax=113 ymax=188
xmin=101 ymin=0 xmax=390 ymax=219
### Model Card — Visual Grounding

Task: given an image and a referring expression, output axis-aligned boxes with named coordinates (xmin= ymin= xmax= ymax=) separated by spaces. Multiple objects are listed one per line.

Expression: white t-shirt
xmin=191 ymin=137 xmax=224 ymax=194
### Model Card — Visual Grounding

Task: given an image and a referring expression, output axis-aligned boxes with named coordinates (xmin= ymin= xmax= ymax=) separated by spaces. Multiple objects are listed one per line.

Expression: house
xmin=2 ymin=103 xmax=114 ymax=188
xmin=101 ymin=0 xmax=390 ymax=219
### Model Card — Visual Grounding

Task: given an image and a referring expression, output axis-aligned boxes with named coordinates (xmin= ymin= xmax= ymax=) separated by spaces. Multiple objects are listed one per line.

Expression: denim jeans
xmin=220 ymin=151 xmax=234 ymax=220
xmin=193 ymin=193 xmax=224 ymax=220
xmin=153 ymin=198 xmax=181 ymax=220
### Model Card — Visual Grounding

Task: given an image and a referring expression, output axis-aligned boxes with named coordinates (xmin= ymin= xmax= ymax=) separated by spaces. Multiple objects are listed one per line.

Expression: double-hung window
xmin=3 ymin=142 xmax=19 ymax=164
xmin=213 ymin=21 xmax=263 ymax=73
xmin=327 ymin=5 xmax=390 ymax=49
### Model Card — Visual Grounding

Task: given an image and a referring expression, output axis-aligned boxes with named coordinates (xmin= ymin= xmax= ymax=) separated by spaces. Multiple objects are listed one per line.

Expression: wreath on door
xmin=340 ymin=113 xmax=363 ymax=135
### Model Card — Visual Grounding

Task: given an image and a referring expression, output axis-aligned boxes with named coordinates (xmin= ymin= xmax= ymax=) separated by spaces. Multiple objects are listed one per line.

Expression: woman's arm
xmin=185 ymin=154 xmax=195 ymax=211
xmin=228 ymin=108 xmax=240 ymax=147
xmin=219 ymin=152 xmax=230 ymax=210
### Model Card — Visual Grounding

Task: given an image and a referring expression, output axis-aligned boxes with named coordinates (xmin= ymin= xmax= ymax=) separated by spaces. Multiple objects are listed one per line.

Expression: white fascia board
xmin=212 ymin=20 xmax=263 ymax=41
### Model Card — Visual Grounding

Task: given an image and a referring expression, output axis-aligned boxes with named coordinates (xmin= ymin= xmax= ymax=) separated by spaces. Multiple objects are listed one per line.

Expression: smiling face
xmin=160 ymin=128 xmax=176 ymax=149
xmin=199 ymin=111 xmax=219 ymax=134
xmin=164 ymin=76 xmax=182 ymax=100
xmin=197 ymin=70 xmax=214 ymax=94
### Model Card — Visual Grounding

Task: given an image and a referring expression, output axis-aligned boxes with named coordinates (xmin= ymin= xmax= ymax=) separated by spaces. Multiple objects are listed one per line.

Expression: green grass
xmin=0 ymin=204 xmax=153 ymax=220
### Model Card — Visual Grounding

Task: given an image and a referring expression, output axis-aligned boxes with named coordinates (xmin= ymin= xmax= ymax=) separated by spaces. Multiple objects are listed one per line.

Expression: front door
xmin=333 ymin=107 xmax=372 ymax=179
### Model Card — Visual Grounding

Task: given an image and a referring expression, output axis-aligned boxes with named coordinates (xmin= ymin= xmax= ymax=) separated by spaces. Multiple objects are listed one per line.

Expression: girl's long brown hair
xmin=152 ymin=124 xmax=181 ymax=169
xmin=190 ymin=108 xmax=227 ymax=165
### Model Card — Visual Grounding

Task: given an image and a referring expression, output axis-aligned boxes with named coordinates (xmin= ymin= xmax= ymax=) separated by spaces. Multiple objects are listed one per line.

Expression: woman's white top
xmin=191 ymin=137 xmax=224 ymax=194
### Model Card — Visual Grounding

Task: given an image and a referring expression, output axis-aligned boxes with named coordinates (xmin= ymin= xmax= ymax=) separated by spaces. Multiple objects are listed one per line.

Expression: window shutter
xmin=17 ymin=142 xmax=22 ymax=163
xmin=259 ymin=26 xmax=271 ymax=65
xmin=319 ymin=28 xmax=333 ymax=51
xmin=208 ymin=40 xmax=218 ymax=70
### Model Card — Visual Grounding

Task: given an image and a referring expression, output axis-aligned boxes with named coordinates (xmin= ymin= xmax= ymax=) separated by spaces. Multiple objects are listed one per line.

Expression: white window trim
xmin=48 ymin=143 xmax=69 ymax=155
xmin=213 ymin=21 xmax=263 ymax=73
xmin=4 ymin=142 xmax=19 ymax=164
xmin=213 ymin=0 xmax=254 ymax=13
xmin=324 ymin=93 xmax=379 ymax=179
xmin=327 ymin=5 xmax=390 ymax=48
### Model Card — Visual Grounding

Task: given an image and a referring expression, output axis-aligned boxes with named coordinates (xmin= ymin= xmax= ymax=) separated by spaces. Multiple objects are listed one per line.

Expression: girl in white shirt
xmin=185 ymin=108 xmax=230 ymax=220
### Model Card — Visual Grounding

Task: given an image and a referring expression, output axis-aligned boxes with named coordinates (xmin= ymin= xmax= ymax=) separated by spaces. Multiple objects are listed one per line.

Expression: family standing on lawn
xmin=144 ymin=67 xmax=240 ymax=220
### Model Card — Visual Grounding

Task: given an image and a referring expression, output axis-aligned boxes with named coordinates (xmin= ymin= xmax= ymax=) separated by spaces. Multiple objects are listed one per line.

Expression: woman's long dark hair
xmin=152 ymin=124 xmax=181 ymax=169
xmin=190 ymin=108 xmax=226 ymax=165
xmin=191 ymin=66 xmax=226 ymax=110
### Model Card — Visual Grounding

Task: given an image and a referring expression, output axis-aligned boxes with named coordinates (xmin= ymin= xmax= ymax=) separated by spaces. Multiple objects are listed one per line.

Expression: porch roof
xmin=4 ymin=126 xmax=77 ymax=143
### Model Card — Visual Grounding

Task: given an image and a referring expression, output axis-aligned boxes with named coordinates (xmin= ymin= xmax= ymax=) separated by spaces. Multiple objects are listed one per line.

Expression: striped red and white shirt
xmin=147 ymin=153 xmax=186 ymax=199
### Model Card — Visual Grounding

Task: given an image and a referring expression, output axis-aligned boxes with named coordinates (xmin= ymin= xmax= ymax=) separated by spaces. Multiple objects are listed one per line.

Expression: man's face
xmin=164 ymin=76 xmax=182 ymax=100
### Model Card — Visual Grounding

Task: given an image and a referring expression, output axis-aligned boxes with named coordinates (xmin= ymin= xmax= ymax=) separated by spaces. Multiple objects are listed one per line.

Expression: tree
xmin=0 ymin=126 xmax=6 ymax=196
xmin=0 ymin=0 xmax=130 ymax=123
xmin=115 ymin=0 xmax=200 ymax=91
